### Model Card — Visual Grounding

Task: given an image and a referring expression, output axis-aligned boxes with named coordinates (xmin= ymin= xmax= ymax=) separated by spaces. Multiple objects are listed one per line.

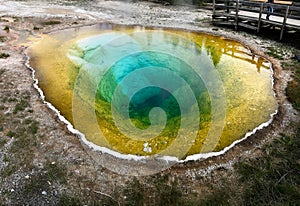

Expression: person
xmin=266 ymin=0 xmax=274 ymax=20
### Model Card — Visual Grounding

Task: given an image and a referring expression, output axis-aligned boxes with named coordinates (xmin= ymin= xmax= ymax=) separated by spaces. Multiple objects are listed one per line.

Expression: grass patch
xmin=58 ymin=194 xmax=82 ymax=206
xmin=3 ymin=155 xmax=9 ymax=163
xmin=287 ymin=81 xmax=300 ymax=110
xmin=10 ymin=134 xmax=31 ymax=152
xmin=0 ymin=36 xmax=6 ymax=42
xmin=192 ymin=127 xmax=300 ymax=205
xmin=24 ymin=172 xmax=49 ymax=195
xmin=6 ymin=130 xmax=15 ymax=137
xmin=8 ymin=97 xmax=17 ymax=102
xmin=121 ymin=175 xmax=184 ymax=206
xmin=0 ymin=138 xmax=7 ymax=147
xmin=0 ymin=53 xmax=9 ymax=59
xmin=13 ymin=99 xmax=29 ymax=114
xmin=23 ymin=119 xmax=39 ymax=134
xmin=266 ymin=47 xmax=285 ymax=60
xmin=235 ymin=130 xmax=300 ymax=205
xmin=286 ymin=64 xmax=300 ymax=110
xmin=1 ymin=164 xmax=17 ymax=178
xmin=44 ymin=160 xmax=67 ymax=184
xmin=24 ymin=160 xmax=67 ymax=196
xmin=41 ymin=20 xmax=61 ymax=25
xmin=57 ymin=192 xmax=118 ymax=206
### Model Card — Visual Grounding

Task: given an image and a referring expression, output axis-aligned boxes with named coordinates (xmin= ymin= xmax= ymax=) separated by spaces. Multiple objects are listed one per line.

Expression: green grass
xmin=121 ymin=175 xmax=184 ymax=206
xmin=57 ymin=194 xmax=82 ymax=206
xmin=1 ymin=164 xmax=17 ymax=178
xmin=0 ymin=53 xmax=9 ymax=59
xmin=0 ymin=36 xmax=6 ymax=42
xmin=29 ymin=120 xmax=39 ymax=134
xmin=24 ymin=172 xmax=52 ymax=196
xmin=266 ymin=47 xmax=285 ymax=60
xmin=44 ymin=160 xmax=67 ymax=184
xmin=235 ymin=131 xmax=300 ymax=205
xmin=286 ymin=64 xmax=300 ymax=110
xmin=24 ymin=159 xmax=67 ymax=196
xmin=41 ymin=20 xmax=61 ymax=25
xmin=0 ymin=138 xmax=7 ymax=147
xmin=2 ymin=155 xmax=9 ymax=163
xmin=13 ymin=99 xmax=29 ymax=114
xmin=6 ymin=131 xmax=15 ymax=137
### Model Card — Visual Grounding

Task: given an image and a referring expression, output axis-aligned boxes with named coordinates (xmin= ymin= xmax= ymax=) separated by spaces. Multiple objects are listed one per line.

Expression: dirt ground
xmin=0 ymin=0 xmax=299 ymax=205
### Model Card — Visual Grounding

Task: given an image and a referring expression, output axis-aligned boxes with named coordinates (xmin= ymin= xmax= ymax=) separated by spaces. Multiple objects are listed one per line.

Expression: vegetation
xmin=0 ymin=53 xmax=9 ymax=59
xmin=286 ymin=63 xmax=300 ymax=110
xmin=0 ymin=36 xmax=6 ymax=42
xmin=235 ymin=131 xmax=300 ymax=205
xmin=3 ymin=26 xmax=9 ymax=32
xmin=13 ymin=99 xmax=29 ymax=114
xmin=266 ymin=46 xmax=285 ymax=60
xmin=41 ymin=20 xmax=61 ymax=25
xmin=24 ymin=160 xmax=67 ymax=196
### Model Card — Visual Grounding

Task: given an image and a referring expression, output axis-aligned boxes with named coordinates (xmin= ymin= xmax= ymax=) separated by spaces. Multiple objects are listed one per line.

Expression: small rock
xmin=25 ymin=175 xmax=30 ymax=179
xmin=11 ymin=189 xmax=14 ymax=192
xmin=42 ymin=191 xmax=47 ymax=195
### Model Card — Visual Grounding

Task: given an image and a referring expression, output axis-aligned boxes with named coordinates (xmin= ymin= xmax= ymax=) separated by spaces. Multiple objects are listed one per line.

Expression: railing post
xmin=280 ymin=6 xmax=289 ymax=40
xmin=235 ymin=0 xmax=239 ymax=30
xmin=213 ymin=0 xmax=216 ymax=17
xmin=257 ymin=3 xmax=263 ymax=33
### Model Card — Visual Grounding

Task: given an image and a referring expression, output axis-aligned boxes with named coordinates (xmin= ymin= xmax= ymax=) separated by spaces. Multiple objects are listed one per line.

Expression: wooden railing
xmin=212 ymin=0 xmax=300 ymax=40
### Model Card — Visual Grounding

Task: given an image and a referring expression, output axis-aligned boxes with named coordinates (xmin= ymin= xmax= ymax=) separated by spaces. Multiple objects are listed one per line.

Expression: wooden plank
xmin=285 ymin=23 xmax=300 ymax=30
xmin=288 ymin=15 xmax=300 ymax=20
xmin=213 ymin=12 xmax=236 ymax=18
xmin=272 ymin=3 xmax=292 ymax=9
xmin=215 ymin=5 xmax=237 ymax=9
xmin=261 ymin=18 xmax=283 ymax=26
xmin=212 ymin=21 xmax=237 ymax=26
xmin=239 ymin=7 xmax=261 ymax=13
xmin=289 ymin=6 xmax=300 ymax=12
xmin=238 ymin=15 xmax=260 ymax=21
xmin=280 ymin=6 xmax=289 ymax=40
xmin=275 ymin=0 xmax=292 ymax=5
xmin=240 ymin=1 xmax=262 ymax=6
xmin=239 ymin=22 xmax=258 ymax=29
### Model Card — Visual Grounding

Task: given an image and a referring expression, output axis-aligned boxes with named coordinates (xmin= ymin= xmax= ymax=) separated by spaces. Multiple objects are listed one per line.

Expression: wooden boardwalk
xmin=212 ymin=0 xmax=300 ymax=40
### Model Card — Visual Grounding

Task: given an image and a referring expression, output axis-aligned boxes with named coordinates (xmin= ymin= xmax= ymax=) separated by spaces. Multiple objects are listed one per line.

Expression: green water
xmin=28 ymin=23 xmax=277 ymax=159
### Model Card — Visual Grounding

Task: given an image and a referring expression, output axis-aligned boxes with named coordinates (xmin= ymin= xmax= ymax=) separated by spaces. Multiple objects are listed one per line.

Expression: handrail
xmin=212 ymin=0 xmax=300 ymax=40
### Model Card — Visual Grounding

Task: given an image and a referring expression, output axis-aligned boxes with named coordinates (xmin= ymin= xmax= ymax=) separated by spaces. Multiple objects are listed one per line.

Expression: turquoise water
xmin=97 ymin=51 xmax=209 ymax=129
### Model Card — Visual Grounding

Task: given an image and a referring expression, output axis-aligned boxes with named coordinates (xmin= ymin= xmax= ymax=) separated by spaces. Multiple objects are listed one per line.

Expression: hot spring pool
xmin=28 ymin=23 xmax=277 ymax=160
